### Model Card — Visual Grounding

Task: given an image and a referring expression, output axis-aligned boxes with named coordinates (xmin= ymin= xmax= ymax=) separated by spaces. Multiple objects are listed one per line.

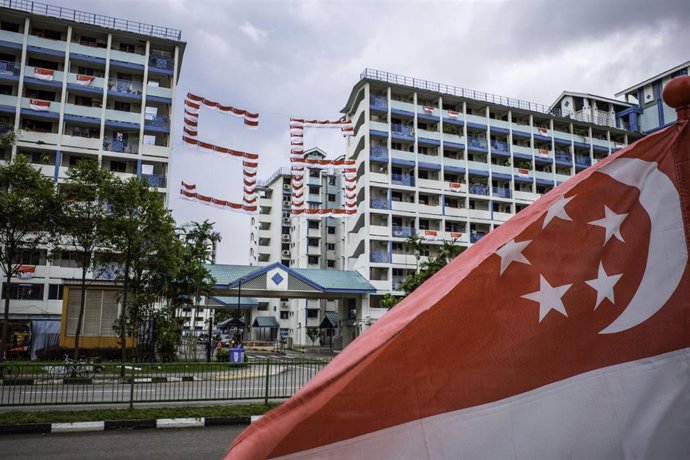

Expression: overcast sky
xmin=57 ymin=0 xmax=690 ymax=263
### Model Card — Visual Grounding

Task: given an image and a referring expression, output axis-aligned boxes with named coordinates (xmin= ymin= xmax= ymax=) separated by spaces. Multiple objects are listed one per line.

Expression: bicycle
xmin=0 ymin=363 xmax=21 ymax=380
xmin=48 ymin=355 xmax=102 ymax=379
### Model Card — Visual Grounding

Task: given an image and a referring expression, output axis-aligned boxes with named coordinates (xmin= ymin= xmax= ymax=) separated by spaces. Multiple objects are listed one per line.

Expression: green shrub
xmin=215 ymin=348 xmax=229 ymax=362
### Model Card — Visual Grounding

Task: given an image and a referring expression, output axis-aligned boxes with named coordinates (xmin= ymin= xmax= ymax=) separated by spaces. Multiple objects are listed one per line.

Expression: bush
xmin=215 ymin=348 xmax=229 ymax=362
xmin=35 ymin=346 xmax=136 ymax=362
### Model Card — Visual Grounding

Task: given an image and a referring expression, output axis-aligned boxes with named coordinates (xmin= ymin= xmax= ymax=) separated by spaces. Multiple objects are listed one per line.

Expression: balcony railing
xmin=469 ymin=184 xmax=489 ymax=196
xmin=144 ymin=114 xmax=170 ymax=127
xmin=370 ymin=251 xmax=390 ymax=263
xmin=370 ymin=198 xmax=389 ymax=210
xmin=575 ymin=155 xmax=592 ymax=167
xmin=391 ymin=174 xmax=415 ymax=186
xmin=391 ymin=124 xmax=414 ymax=138
xmin=370 ymin=96 xmax=387 ymax=110
xmin=555 ymin=152 xmax=572 ymax=164
xmin=493 ymin=187 xmax=512 ymax=199
xmin=104 ymin=138 xmax=139 ymax=154
xmin=392 ymin=277 xmax=405 ymax=291
xmin=149 ymin=54 xmax=174 ymax=71
xmin=0 ymin=0 xmax=182 ymax=41
xmin=142 ymin=174 xmax=166 ymax=188
xmin=108 ymin=79 xmax=143 ymax=95
xmin=490 ymin=140 xmax=509 ymax=152
xmin=392 ymin=226 xmax=415 ymax=238
xmin=470 ymin=232 xmax=486 ymax=243
xmin=468 ymin=136 xmax=488 ymax=150
xmin=0 ymin=60 xmax=20 ymax=76
xmin=371 ymin=146 xmax=388 ymax=159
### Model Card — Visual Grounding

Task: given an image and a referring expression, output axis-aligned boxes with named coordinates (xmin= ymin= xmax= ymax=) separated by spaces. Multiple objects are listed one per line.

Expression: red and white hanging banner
xmin=423 ymin=105 xmax=434 ymax=113
xmin=186 ymin=92 xmax=259 ymax=128
xmin=16 ymin=265 xmax=35 ymax=279
xmin=29 ymin=99 xmax=50 ymax=111
xmin=448 ymin=182 xmax=464 ymax=191
xmin=538 ymin=127 xmax=549 ymax=135
xmin=33 ymin=67 xmax=54 ymax=81
xmin=518 ymin=168 xmax=530 ymax=178
xmin=75 ymin=74 xmax=95 ymax=86
xmin=538 ymin=148 xmax=550 ymax=158
xmin=450 ymin=232 xmax=463 ymax=240
xmin=447 ymin=110 xmax=459 ymax=118
xmin=423 ymin=230 xmax=438 ymax=240
xmin=179 ymin=182 xmax=256 ymax=214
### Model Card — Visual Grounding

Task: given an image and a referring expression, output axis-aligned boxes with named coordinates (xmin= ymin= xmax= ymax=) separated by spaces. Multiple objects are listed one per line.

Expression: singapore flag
xmin=226 ymin=78 xmax=690 ymax=459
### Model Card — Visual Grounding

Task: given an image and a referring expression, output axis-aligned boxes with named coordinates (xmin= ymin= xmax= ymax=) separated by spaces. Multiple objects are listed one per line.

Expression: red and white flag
xmin=16 ymin=265 xmax=35 ymax=280
xmin=29 ymin=99 xmax=50 ymax=111
xmin=517 ymin=167 xmax=530 ymax=177
xmin=423 ymin=105 xmax=434 ymax=112
xmin=538 ymin=127 xmax=548 ymax=135
xmin=422 ymin=230 xmax=438 ymax=240
xmin=33 ymin=67 xmax=54 ymax=81
xmin=447 ymin=110 xmax=459 ymax=118
xmin=226 ymin=78 xmax=690 ymax=459
xmin=448 ymin=181 xmax=463 ymax=191
xmin=75 ymin=74 xmax=95 ymax=86
xmin=538 ymin=147 xmax=550 ymax=157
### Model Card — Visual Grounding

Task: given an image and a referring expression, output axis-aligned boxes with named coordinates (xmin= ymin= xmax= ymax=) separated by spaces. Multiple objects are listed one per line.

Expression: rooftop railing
xmin=0 ymin=0 xmax=182 ymax=41
xmin=361 ymin=69 xmax=561 ymax=116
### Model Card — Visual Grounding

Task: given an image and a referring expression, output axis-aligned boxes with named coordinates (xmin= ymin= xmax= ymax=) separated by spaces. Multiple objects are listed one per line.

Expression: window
xmin=0 ymin=85 xmax=11 ymax=96
xmin=308 ymin=238 xmax=319 ymax=247
xmin=328 ymin=176 xmax=336 ymax=186
xmin=1 ymin=22 xmax=20 ymax=33
xmin=72 ymin=126 xmax=99 ymax=138
xmin=327 ymin=260 xmax=335 ymax=268
xmin=27 ymin=57 xmax=59 ymax=70
xmin=327 ymin=226 xmax=336 ymax=234
xmin=48 ymin=284 xmax=63 ymax=300
xmin=308 ymin=186 xmax=319 ymax=194
xmin=76 ymin=66 xmax=104 ymax=78
xmin=309 ymin=169 xmax=320 ymax=178
xmin=80 ymin=36 xmax=97 ymax=47
xmin=114 ymin=101 xmax=131 ymax=112
xmin=13 ymin=249 xmax=45 ymax=265
xmin=307 ymin=309 xmax=319 ymax=319
xmin=109 ymin=161 xmax=127 ymax=173
xmin=308 ymin=220 xmax=320 ymax=230
xmin=280 ymin=311 xmax=289 ymax=320
xmin=327 ymin=243 xmax=335 ymax=250
xmin=74 ymin=95 xmax=93 ymax=107
xmin=308 ymin=256 xmax=319 ymax=264
xmin=2 ymin=283 xmax=44 ymax=300
xmin=119 ymin=43 xmax=135 ymax=53
xmin=327 ymin=194 xmax=336 ymax=202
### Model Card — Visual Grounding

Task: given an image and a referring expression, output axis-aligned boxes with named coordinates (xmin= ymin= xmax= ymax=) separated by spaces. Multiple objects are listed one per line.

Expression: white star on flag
xmin=521 ymin=275 xmax=573 ymax=322
xmin=585 ymin=262 xmax=623 ymax=309
xmin=496 ymin=239 xmax=532 ymax=275
xmin=588 ymin=206 xmax=628 ymax=245
xmin=542 ymin=195 xmax=576 ymax=229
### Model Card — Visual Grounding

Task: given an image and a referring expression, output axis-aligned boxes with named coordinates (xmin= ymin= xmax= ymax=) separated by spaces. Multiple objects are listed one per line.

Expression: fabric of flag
xmin=33 ymin=67 xmax=54 ymax=81
xmin=16 ymin=266 xmax=35 ymax=280
xmin=226 ymin=77 xmax=690 ymax=459
xmin=29 ymin=99 xmax=50 ymax=111
xmin=75 ymin=74 xmax=95 ymax=86
xmin=518 ymin=167 xmax=530 ymax=177
xmin=447 ymin=110 xmax=459 ymax=118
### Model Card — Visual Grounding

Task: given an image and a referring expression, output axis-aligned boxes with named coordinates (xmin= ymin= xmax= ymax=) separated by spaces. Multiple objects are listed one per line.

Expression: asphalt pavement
xmin=0 ymin=424 xmax=246 ymax=459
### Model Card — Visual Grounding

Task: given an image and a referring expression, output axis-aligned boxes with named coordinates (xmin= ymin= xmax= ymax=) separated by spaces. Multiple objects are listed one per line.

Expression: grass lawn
xmin=0 ymin=403 xmax=279 ymax=425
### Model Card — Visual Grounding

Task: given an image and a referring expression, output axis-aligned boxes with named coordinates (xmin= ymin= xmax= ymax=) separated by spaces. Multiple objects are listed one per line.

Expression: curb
xmin=0 ymin=415 xmax=252 ymax=435
xmin=2 ymin=376 xmax=199 ymax=386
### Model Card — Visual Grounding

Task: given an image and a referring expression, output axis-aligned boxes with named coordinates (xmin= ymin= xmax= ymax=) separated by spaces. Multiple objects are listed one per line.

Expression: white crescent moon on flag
xmin=597 ymin=158 xmax=688 ymax=334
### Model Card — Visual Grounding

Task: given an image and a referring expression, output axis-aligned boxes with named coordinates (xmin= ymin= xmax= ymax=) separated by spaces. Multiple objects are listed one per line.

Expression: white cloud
xmin=239 ymin=21 xmax=269 ymax=43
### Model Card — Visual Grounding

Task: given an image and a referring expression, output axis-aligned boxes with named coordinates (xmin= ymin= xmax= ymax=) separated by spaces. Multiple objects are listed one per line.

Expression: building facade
xmin=340 ymin=68 xmax=644 ymax=310
xmin=0 ymin=2 xmax=184 ymax=336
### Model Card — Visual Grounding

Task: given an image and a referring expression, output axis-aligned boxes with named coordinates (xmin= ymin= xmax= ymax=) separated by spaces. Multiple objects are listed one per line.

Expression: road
xmin=0 ymin=365 xmax=321 ymax=406
xmin=0 ymin=425 xmax=246 ymax=459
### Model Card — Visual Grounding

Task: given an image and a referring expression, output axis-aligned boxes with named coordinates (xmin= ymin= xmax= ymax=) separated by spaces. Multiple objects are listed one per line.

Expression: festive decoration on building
xmin=289 ymin=117 xmax=355 ymax=218
xmin=33 ymin=67 xmax=54 ymax=81
xmin=181 ymin=92 xmax=260 ymax=213
xmin=29 ymin=99 xmax=50 ymax=111
xmin=75 ymin=74 xmax=95 ymax=86
xmin=447 ymin=110 xmax=459 ymax=118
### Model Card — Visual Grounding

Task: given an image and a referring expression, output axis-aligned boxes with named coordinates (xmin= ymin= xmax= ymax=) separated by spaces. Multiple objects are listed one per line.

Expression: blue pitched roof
xmin=205 ymin=263 xmax=376 ymax=293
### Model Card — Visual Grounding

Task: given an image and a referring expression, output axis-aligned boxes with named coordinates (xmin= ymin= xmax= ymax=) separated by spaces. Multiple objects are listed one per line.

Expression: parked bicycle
xmin=48 ymin=355 xmax=104 ymax=379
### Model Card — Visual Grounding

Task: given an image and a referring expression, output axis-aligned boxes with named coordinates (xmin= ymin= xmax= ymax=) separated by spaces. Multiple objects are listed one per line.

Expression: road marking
xmin=157 ymin=418 xmax=204 ymax=428
xmin=52 ymin=421 xmax=105 ymax=433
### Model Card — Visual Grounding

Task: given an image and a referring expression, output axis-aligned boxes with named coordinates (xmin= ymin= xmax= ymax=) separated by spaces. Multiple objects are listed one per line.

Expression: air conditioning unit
xmin=283 ymin=184 xmax=291 ymax=190
xmin=280 ymin=301 xmax=289 ymax=308
xmin=281 ymin=250 xmax=290 ymax=256
xmin=283 ymin=217 xmax=291 ymax=223
xmin=281 ymin=234 xmax=290 ymax=241
xmin=282 ymin=201 xmax=290 ymax=207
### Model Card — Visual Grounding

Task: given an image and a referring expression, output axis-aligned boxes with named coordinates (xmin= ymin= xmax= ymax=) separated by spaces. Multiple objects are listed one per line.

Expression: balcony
xmin=17 ymin=130 xmax=59 ymax=145
xmin=105 ymin=109 xmax=141 ymax=125
xmin=575 ymin=154 xmax=592 ymax=168
xmin=555 ymin=151 xmax=572 ymax=165
xmin=391 ymin=201 xmax=417 ymax=213
xmin=444 ymin=206 xmax=466 ymax=218
xmin=109 ymin=49 xmax=146 ymax=66
xmin=144 ymin=114 xmax=170 ymax=131
xmin=0 ymin=29 xmax=23 ymax=45
xmin=468 ymin=136 xmax=488 ymax=151
xmin=391 ymin=173 xmax=415 ymax=187
xmin=418 ymin=129 xmax=440 ymax=141
xmin=370 ymin=198 xmax=389 ymax=210
xmin=27 ymin=35 xmax=66 ymax=53
xmin=370 ymin=120 xmax=389 ymax=134
xmin=390 ymin=99 xmax=416 ymax=114
xmin=24 ymin=65 xmax=64 ymax=84
xmin=62 ymin=134 xmax=100 ymax=150
xmin=392 ymin=226 xmax=415 ymax=238
xmin=142 ymin=174 xmax=166 ymax=188
xmin=66 ymin=73 xmax=105 ymax=89
xmin=417 ymin=177 xmax=440 ymax=189
xmin=490 ymin=139 xmax=510 ymax=153
xmin=64 ymin=103 xmax=101 ymax=119
xmin=491 ymin=164 xmax=512 ymax=176
xmin=104 ymin=137 xmax=139 ymax=154
xmin=492 ymin=187 xmax=512 ymax=199
xmin=391 ymin=149 xmax=415 ymax=163
xmin=141 ymin=143 xmax=169 ymax=157
xmin=370 ymin=251 xmax=390 ymax=264
xmin=512 ymin=144 xmax=532 ymax=156
xmin=0 ymin=60 xmax=20 ymax=81
xmin=69 ymin=43 xmax=107 ymax=60
xmin=493 ymin=211 xmax=513 ymax=222
xmin=470 ymin=232 xmax=486 ymax=243
xmin=391 ymin=124 xmax=414 ymax=139
xmin=469 ymin=184 xmax=489 ymax=196
xmin=149 ymin=54 xmax=174 ymax=72
xmin=146 ymin=84 xmax=173 ymax=99
xmin=418 ymin=204 xmax=442 ymax=215
xmin=514 ymin=190 xmax=540 ymax=202
xmin=0 ymin=93 xmax=17 ymax=108
xmin=468 ymin=209 xmax=492 ymax=220
xmin=108 ymin=79 xmax=143 ymax=96
xmin=370 ymin=146 xmax=388 ymax=161
xmin=370 ymin=96 xmax=387 ymax=111
xmin=371 ymin=225 xmax=390 ymax=237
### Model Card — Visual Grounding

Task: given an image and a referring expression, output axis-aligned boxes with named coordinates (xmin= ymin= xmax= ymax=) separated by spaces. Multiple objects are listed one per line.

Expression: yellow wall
xmin=59 ymin=286 xmax=135 ymax=349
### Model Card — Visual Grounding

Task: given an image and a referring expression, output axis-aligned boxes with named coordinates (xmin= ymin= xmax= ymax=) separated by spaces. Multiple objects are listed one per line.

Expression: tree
xmin=58 ymin=158 xmax=115 ymax=359
xmin=0 ymin=156 xmax=58 ymax=361
xmin=385 ymin=239 xmax=464 ymax=310
xmin=108 ymin=177 xmax=180 ymax=364
xmin=404 ymin=233 xmax=425 ymax=273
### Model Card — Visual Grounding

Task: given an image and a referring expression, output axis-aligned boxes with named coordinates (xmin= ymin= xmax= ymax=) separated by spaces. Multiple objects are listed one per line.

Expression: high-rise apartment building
xmin=341 ymin=69 xmax=644 ymax=309
xmin=0 ymin=2 xmax=184 ymax=335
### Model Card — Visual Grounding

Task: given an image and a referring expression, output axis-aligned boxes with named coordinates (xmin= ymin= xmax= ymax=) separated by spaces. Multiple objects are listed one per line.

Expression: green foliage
xmin=0 ymin=125 xmax=17 ymax=146
xmin=515 ymin=160 xmax=533 ymax=169
xmin=306 ymin=327 xmax=320 ymax=345
xmin=442 ymin=123 xmax=462 ymax=136
xmin=215 ymin=347 xmax=229 ymax=362
xmin=387 ymin=238 xmax=464 ymax=310
xmin=0 ymin=156 xmax=59 ymax=360
xmin=154 ymin=306 xmax=183 ymax=362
